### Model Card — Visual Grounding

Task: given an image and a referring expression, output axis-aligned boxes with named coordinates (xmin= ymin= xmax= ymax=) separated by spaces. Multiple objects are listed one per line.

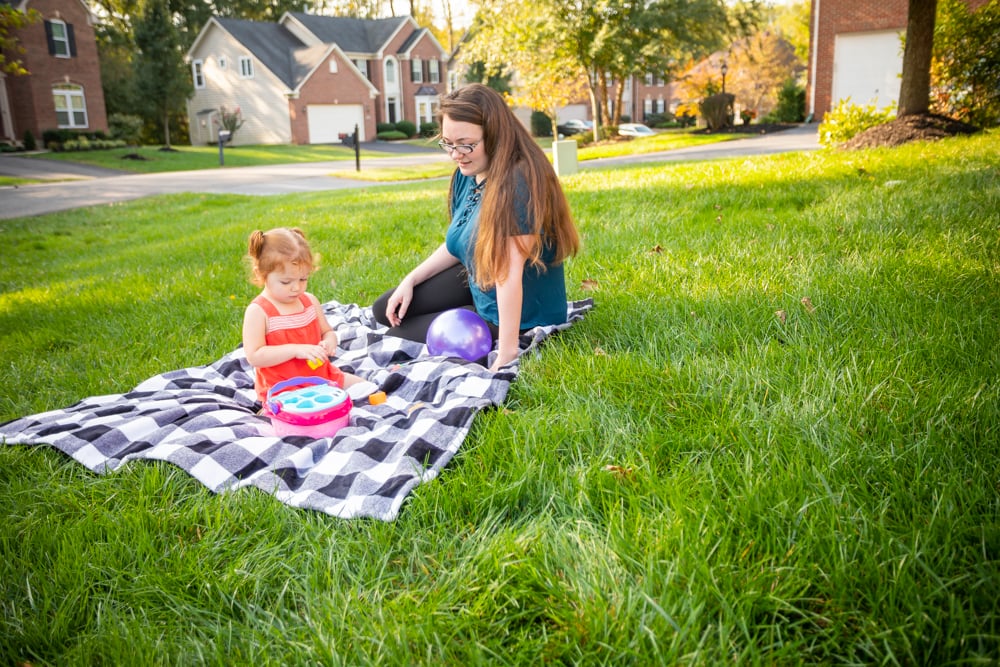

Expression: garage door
xmin=832 ymin=31 xmax=903 ymax=110
xmin=306 ymin=104 xmax=365 ymax=144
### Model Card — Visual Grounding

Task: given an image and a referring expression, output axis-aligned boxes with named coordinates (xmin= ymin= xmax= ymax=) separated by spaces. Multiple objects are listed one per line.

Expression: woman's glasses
xmin=438 ymin=140 xmax=481 ymax=155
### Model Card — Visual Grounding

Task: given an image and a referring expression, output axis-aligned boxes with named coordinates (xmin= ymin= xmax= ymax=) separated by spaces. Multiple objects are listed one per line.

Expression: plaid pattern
xmin=0 ymin=299 xmax=593 ymax=520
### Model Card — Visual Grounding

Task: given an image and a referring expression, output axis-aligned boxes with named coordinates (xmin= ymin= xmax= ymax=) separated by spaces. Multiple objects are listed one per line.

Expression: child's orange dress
xmin=252 ymin=294 xmax=345 ymax=404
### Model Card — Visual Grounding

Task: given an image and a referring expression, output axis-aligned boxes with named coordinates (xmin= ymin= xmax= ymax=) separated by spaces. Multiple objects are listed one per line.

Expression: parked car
xmin=556 ymin=119 xmax=594 ymax=136
xmin=618 ymin=123 xmax=656 ymax=137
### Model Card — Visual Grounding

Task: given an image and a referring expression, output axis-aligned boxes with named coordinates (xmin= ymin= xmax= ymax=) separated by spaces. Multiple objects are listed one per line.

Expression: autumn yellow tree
xmin=461 ymin=0 xmax=588 ymax=137
xmin=724 ymin=30 xmax=802 ymax=118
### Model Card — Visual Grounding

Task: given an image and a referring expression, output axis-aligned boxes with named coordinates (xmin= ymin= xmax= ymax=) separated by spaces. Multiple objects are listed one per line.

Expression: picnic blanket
xmin=0 ymin=299 xmax=592 ymax=521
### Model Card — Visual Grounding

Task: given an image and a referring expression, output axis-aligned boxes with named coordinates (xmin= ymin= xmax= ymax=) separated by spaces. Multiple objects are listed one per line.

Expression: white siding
xmin=186 ymin=26 xmax=292 ymax=146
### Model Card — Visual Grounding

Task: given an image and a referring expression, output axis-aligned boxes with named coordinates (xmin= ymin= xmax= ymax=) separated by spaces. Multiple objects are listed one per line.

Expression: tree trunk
xmin=163 ymin=109 xmax=171 ymax=148
xmin=897 ymin=0 xmax=937 ymax=117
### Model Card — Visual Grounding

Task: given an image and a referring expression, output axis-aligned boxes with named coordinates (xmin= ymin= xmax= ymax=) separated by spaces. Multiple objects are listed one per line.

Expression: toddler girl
xmin=242 ymin=227 xmax=375 ymax=405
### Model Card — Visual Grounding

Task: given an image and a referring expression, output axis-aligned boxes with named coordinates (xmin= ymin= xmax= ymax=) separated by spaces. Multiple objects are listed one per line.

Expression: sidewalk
xmin=0 ymin=125 xmax=819 ymax=220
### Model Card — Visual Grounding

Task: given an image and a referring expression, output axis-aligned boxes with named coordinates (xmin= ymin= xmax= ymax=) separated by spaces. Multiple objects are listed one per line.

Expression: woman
xmin=373 ymin=84 xmax=580 ymax=371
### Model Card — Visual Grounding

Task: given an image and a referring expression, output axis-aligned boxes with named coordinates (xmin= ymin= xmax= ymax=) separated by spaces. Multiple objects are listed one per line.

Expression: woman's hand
xmin=385 ymin=276 xmax=415 ymax=327
xmin=489 ymin=348 xmax=519 ymax=372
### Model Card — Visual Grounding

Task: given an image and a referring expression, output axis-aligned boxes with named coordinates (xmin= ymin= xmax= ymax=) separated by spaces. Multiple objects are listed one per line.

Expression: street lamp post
xmin=720 ymin=61 xmax=728 ymax=95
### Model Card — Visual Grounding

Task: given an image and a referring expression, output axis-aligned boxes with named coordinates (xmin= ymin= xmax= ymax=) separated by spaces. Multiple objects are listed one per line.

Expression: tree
xmin=897 ymin=0 xmax=937 ymax=116
xmin=0 ymin=4 xmax=41 ymax=76
xmin=462 ymin=0 xmax=588 ymax=137
xmin=931 ymin=0 xmax=1000 ymax=127
xmin=723 ymin=29 xmax=802 ymax=117
xmin=465 ymin=0 xmax=749 ymax=143
xmin=132 ymin=0 xmax=192 ymax=147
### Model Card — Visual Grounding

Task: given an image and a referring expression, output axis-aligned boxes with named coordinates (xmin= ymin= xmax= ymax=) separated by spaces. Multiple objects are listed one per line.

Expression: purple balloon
xmin=426 ymin=308 xmax=494 ymax=361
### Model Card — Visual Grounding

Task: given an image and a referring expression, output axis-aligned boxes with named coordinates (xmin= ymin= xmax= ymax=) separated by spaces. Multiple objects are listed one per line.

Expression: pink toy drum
xmin=265 ymin=376 xmax=352 ymax=438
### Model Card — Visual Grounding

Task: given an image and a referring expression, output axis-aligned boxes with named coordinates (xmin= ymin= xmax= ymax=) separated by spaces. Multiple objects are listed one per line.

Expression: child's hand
xmin=295 ymin=344 xmax=328 ymax=367
xmin=320 ymin=337 xmax=338 ymax=356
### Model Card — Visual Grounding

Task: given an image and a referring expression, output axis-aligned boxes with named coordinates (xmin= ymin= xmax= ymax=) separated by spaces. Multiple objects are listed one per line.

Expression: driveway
xmin=0 ymin=125 xmax=819 ymax=220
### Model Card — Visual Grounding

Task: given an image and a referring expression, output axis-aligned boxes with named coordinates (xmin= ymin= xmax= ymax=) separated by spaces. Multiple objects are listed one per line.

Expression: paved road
xmin=0 ymin=124 xmax=819 ymax=220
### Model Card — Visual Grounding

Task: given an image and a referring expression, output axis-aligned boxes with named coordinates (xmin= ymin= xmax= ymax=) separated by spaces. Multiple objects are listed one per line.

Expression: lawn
xmin=1 ymin=133 xmax=998 ymax=665
xmin=25 ymin=128 xmax=740 ymax=178
xmin=24 ymin=141 xmax=416 ymax=174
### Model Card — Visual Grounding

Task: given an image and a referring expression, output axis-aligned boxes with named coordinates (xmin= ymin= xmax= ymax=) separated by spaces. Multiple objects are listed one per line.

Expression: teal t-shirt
xmin=444 ymin=170 xmax=567 ymax=329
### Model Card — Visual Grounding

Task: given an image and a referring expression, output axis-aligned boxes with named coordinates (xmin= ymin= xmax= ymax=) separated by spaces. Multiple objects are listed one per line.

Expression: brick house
xmin=185 ymin=13 xmax=448 ymax=146
xmin=806 ymin=0 xmax=988 ymax=121
xmin=0 ymin=0 xmax=108 ymax=146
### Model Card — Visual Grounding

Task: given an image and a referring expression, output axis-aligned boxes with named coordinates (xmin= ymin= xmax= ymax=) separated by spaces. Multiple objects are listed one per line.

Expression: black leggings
xmin=373 ymin=265 xmax=500 ymax=344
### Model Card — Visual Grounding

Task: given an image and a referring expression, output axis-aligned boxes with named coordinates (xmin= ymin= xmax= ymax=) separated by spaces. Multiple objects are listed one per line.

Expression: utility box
xmin=552 ymin=139 xmax=578 ymax=177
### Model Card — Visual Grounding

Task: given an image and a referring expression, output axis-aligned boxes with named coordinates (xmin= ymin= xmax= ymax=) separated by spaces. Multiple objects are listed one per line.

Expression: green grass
xmin=28 ymin=129 xmax=737 ymax=178
xmin=27 ymin=142 xmax=411 ymax=174
xmin=0 ymin=176 xmax=40 ymax=187
xmin=576 ymin=127 xmax=743 ymax=159
xmin=2 ymin=133 xmax=999 ymax=665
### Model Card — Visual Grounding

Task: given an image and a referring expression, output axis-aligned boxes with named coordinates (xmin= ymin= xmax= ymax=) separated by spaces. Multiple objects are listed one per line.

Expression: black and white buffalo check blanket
xmin=0 ymin=299 xmax=592 ymax=521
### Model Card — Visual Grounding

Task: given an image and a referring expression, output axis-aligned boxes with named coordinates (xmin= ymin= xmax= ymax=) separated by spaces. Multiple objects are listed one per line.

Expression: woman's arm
xmin=385 ymin=243 xmax=460 ymax=327
xmin=491 ymin=235 xmax=530 ymax=371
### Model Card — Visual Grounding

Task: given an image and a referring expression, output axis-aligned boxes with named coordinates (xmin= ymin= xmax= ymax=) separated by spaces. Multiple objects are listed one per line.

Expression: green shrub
xmin=377 ymin=130 xmax=408 ymax=141
xmin=394 ymin=120 xmax=417 ymax=138
xmin=23 ymin=130 xmax=36 ymax=151
xmin=765 ymin=79 xmax=806 ymax=123
xmin=419 ymin=121 xmax=439 ymax=138
xmin=700 ymin=93 xmax=734 ymax=130
xmin=530 ymin=110 xmax=552 ymax=137
xmin=376 ymin=122 xmax=395 ymax=133
xmin=818 ymin=98 xmax=896 ymax=147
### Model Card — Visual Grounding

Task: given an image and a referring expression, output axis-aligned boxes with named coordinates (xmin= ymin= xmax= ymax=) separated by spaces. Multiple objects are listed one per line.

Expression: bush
xmin=818 ymin=98 xmax=897 ymax=147
xmin=23 ymin=130 xmax=36 ymax=151
xmin=394 ymin=120 xmax=417 ymax=138
xmin=109 ymin=113 xmax=143 ymax=146
xmin=644 ymin=112 xmax=674 ymax=128
xmin=376 ymin=130 xmax=408 ymax=141
xmin=419 ymin=121 xmax=439 ymax=138
xmin=530 ymin=111 xmax=552 ymax=137
xmin=700 ymin=93 xmax=734 ymax=130
xmin=767 ymin=79 xmax=806 ymax=123
xmin=376 ymin=123 xmax=395 ymax=134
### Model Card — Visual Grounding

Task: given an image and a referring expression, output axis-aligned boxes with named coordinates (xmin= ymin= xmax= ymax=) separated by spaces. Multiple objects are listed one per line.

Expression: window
xmin=192 ymin=59 xmax=205 ymax=89
xmin=429 ymin=59 xmax=439 ymax=84
xmin=53 ymin=84 xmax=87 ymax=128
xmin=411 ymin=58 xmax=422 ymax=83
xmin=45 ymin=19 xmax=74 ymax=58
xmin=645 ymin=73 xmax=654 ymax=86
xmin=353 ymin=59 xmax=370 ymax=79
xmin=218 ymin=56 xmax=227 ymax=70
xmin=239 ymin=56 xmax=254 ymax=79
xmin=385 ymin=59 xmax=396 ymax=84
xmin=329 ymin=59 xmax=338 ymax=74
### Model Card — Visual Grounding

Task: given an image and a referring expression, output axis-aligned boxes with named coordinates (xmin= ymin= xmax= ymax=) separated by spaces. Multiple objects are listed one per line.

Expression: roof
xmin=213 ymin=17 xmax=318 ymax=89
xmin=285 ymin=13 xmax=410 ymax=54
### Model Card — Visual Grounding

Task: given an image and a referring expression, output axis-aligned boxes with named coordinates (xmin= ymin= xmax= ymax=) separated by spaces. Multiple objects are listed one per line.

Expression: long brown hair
xmin=440 ymin=84 xmax=579 ymax=289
